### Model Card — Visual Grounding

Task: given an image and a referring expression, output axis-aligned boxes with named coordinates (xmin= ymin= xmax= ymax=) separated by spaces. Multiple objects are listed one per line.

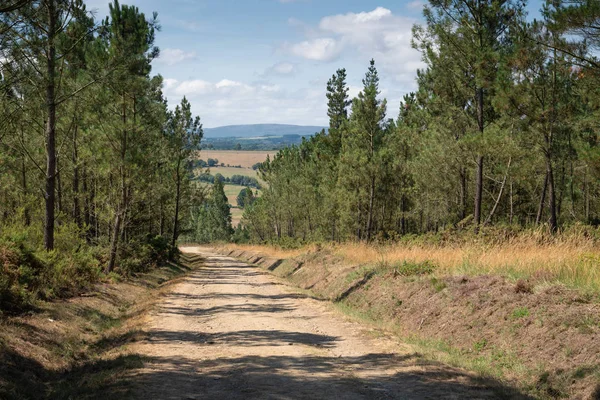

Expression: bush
xmin=394 ymin=260 xmax=437 ymax=276
xmin=0 ymin=224 xmax=101 ymax=312
xmin=115 ymin=235 xmax=176 ymax=275
xmin=0 ymin=221 xmax=181 ymax=314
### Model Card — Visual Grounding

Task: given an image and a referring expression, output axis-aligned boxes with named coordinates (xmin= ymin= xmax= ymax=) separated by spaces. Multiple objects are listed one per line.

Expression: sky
xmin=85 ymin=0 xmax=545 ymax=128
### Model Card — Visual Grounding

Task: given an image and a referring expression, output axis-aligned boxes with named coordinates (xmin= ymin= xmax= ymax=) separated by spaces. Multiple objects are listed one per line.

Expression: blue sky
xmin=86 ymin=0 xmax=545 ymax=128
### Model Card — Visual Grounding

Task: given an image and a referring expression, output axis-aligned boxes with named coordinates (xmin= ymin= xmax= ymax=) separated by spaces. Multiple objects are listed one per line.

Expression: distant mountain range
xmin=203 ymin=124 xmax=326 ymax=139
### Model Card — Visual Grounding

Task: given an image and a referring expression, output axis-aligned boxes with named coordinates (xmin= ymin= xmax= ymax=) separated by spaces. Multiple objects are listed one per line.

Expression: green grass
xmin=511 ymin=307 xmax=530 ymax=319
xmin=394 ymin=260 xmax=437 ymax=276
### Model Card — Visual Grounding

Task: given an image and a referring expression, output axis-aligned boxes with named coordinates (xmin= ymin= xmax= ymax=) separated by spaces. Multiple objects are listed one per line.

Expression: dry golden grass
xmin=332 ymin=238 xmax=600 ymax=291
xmin=221 ymin=244 xmax=315 ymax=260
xmin=199 ymin=150 xmax=276 ymax=168
xmin=224 ymin=227 xmax=600 ymax=292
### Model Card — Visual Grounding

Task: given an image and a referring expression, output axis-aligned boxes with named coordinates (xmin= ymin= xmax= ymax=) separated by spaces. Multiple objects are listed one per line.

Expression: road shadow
xmin=125 ymin=352 xmax=533 ymax=400
xmin=143 ymin=329 xmax=339 ymax=348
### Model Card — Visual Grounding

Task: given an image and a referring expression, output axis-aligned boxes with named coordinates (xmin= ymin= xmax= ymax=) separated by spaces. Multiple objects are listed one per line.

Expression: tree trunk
xmin=21 ymin=154 xmax=30 ymax=226
xmin=474 ymin=87 xmax=484 ymax=233
xmin=107 ymin=211 xmax=121 ymax=273
xmin=44 ymin=0 xmax=57 ymax=251
xmin=72 ymin=125 xmax=81 ymax=228
xmin=366 ymin=175 xmax=375 ymax=241
xmin=159 ymin=169 xmax=165 ymax=236
xmin=172 ymin=162 xmax=182 ymax=249
xmin=107 ymin=94 xmax=128 ymax=273
xmin=159 ymin=200 xmax=165 ymax=236
xmin=460 ymin=167 xmax=467 ymax=220
xmin=547 ymin=157 xmax=558 ymax=232
xmin=536 ymin=171 xmax=549 ymax=225
xmin=20 ymin=122 xmax=30 ymax=226
xmin=509 ymin=180 xmax=514 ymax=225
xmin=56 ymin=156 xmax=62 ymax=215
xmin=584 ymin=167 xmax=590 ymax=223
xmin=484 ymin=157 xmax=511 ymax=226
xmin=82 ymin=165 xmax=91 ymax=241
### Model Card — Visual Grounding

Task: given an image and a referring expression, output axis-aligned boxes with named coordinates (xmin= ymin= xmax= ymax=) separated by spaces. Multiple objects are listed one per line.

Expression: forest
xmin=0 ymin=0 xmax=208 ymax=310
xmin=243 ymin=0 xmax=600 ymax=244
xmin=1 ymin=0 xmax=600 ymax=309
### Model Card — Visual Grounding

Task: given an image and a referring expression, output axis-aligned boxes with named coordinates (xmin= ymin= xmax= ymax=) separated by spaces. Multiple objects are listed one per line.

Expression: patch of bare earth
xmin=127 ymin=246 xmax=528 ymax=399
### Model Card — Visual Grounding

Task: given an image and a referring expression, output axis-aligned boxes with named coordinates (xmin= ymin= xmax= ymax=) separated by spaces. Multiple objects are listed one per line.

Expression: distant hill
xmin=204 ymin=124 xmax=326 ymax=139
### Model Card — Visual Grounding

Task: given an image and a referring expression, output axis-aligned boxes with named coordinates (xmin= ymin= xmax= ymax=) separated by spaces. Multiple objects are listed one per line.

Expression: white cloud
xmin=262 ymin=62 xmax=296 ymax=77
xmin=163 ymin=77 xmax=328 ymax=128
xmin=285 ymin=7 xmax=425 ymax=84
xmin=288 ymin=38 xmax=343 ymax=61
xmin=156 ymin=48 xmax=197 ymax=66
xmin=406 ymin=1 xmax=426 ymax=10
xmin=173 ymin=80 xmax=214 ymax=96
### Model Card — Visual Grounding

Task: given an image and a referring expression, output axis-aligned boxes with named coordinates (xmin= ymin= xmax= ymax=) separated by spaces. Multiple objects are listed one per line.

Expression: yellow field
xmin=199 ymin=150 xmax=277 ymax=169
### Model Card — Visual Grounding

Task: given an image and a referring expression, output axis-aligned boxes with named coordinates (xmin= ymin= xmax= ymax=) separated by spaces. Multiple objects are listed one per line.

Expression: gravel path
xmin=129 ymin=246 xmax=511 ymax=399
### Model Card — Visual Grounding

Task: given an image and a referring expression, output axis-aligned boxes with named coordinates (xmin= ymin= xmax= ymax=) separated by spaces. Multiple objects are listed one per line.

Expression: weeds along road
xmin=128 ymin=247 xmax=525 ymax=400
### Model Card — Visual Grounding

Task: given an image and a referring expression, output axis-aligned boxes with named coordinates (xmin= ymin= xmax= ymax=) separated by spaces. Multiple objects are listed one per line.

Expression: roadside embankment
xmin=0 ymin=253 xmax=202 ymax=400
xmin=217 ymin=244 xmax=600 ymax=399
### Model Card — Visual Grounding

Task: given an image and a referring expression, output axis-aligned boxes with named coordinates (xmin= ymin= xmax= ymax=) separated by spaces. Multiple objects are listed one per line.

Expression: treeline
xmin=197 ymin=173 xmax=262 ymax=189
xmin=0 ymin=1 xmax=203 ymax=308
xmin=243 ymin=0 xmax=600 ymax=243
xmin=200 ymin=135 xmax=307 ymax=151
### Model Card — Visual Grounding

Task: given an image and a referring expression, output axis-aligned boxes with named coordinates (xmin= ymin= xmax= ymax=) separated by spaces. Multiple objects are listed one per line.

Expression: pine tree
xmin=166 ymin=96 xmax=203 ymax=248
xmin=103 ymin=0 xmax=160 ymax=272
xmin=339 ymin=59 xmax=387 ymax=241
xmin=416 ymin=0 xmax=525 ymax=232
xmin=326 ymin=68 xmax=351 ymax=152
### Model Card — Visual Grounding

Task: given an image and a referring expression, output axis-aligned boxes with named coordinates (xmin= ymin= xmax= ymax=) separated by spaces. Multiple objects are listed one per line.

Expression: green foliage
xmin=394 ymin=260 xmax=437 ymax=276
xmin=187 ymin=180 xmax=234 ymax=243
xmin=0 ymin=1 xmax=204 ymax=313
xmin=232 ymin=223 xmax=251 ymax=244
xmin=237 ymin=187 xmax=256 ymax=209
xmin=0 ymin=224 xmax=100 ymax=312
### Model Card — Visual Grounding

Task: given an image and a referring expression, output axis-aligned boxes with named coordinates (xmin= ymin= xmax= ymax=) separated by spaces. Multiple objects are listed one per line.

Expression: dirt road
xmin=129 ymin=247 xmax=522 ymax=399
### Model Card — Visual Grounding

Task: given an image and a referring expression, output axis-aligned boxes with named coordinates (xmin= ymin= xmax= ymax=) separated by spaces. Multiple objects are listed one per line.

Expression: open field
xmin=208 ymin=166 xmax=261 ymax=180
xmin=199 ymin=150 xmax=277 ymax=168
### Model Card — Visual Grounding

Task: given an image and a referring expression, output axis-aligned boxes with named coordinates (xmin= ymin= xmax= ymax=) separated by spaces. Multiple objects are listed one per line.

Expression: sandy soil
xmin=128 ymin=247 xmax=520 ymax=400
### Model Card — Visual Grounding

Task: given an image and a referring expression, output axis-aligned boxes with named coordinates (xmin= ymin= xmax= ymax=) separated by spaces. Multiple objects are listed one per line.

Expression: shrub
xmin=0 ymin=224 xmax=101 ymax=312
xmin=115 ymin=235 xmax=176 ymax=275
xmin=394 ymin=260 xmax=437 ymax=276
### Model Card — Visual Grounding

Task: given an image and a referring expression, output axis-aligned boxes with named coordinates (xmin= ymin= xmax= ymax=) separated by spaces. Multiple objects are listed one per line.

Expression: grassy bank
xmin=0 ymin=253 xmax=201 ymax=399
xmin=231 ymin=225 xmax=600 ymax=293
